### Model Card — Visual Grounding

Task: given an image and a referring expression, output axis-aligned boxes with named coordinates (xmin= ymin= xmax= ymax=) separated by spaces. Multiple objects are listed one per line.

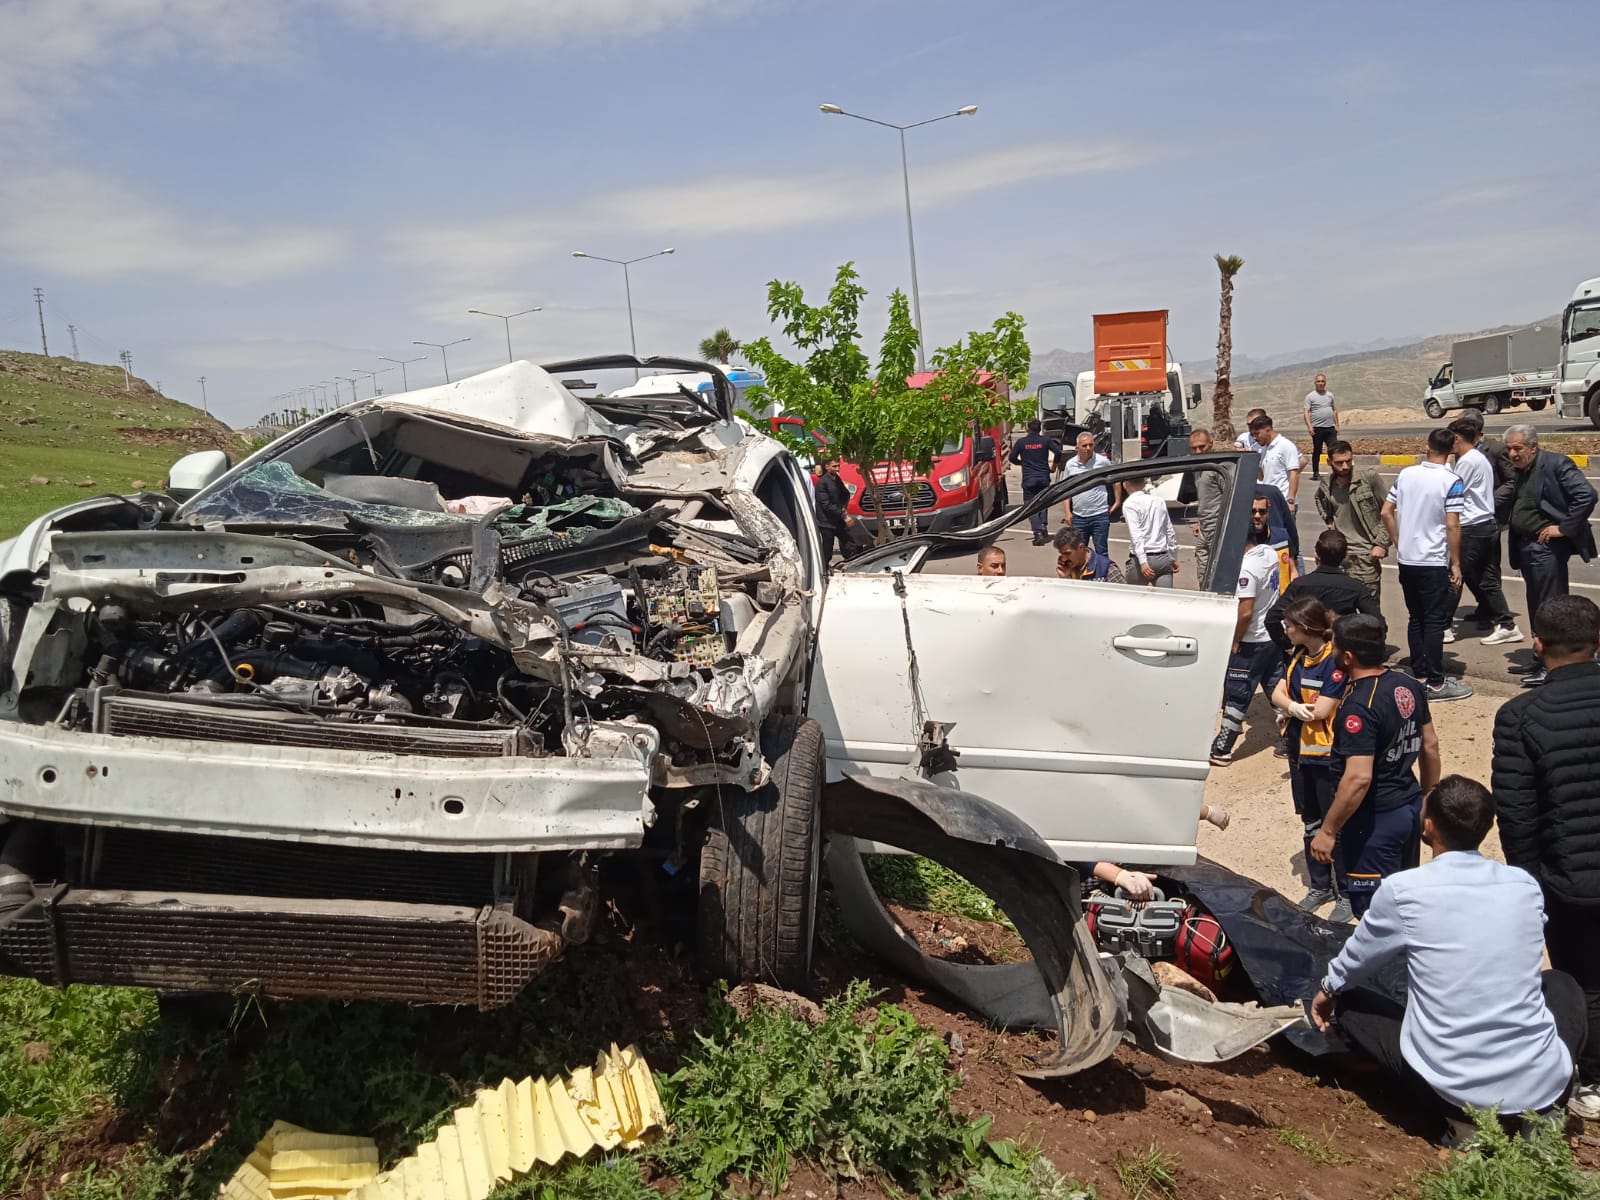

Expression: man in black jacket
xmin=1492 ymin=594 xmax=1600 ymax=1119
xmin=813 ymin=456 xmax=855 ymax=567
xmin=1504 ymin=425 xmax=1598 ymax=685
xmin=1266 ymin=529 xmax=1381 ymax=651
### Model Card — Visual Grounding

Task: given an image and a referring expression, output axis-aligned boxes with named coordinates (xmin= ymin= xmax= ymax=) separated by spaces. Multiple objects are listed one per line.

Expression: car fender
xmin=823 ymin=773 xmax=1126 ymax=1078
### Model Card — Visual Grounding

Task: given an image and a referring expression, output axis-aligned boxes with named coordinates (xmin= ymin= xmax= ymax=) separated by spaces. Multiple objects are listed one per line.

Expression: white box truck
xmin=1422 ymin=324 xmax=1559 ymax=419
xmin=1558 ymin=277 xmax=1600 ymax=428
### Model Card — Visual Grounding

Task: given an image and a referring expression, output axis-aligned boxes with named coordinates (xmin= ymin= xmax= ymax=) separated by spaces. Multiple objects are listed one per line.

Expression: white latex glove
xmin=1114 ymin=870 xmax=1157 ymax=901
xmin=1203 ymin=804 xmax=1231 ymax=831
xmin=1287 ymin=701 xmax=1316 ymax=723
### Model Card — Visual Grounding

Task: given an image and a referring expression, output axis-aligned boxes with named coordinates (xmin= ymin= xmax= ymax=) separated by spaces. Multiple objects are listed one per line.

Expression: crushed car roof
xmin=372 ymin=360 xmax=621 ymax=442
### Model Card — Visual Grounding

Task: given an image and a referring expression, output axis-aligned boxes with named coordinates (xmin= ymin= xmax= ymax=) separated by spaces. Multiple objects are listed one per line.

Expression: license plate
xmin=888 ymin=517 xmax=907 ymax=531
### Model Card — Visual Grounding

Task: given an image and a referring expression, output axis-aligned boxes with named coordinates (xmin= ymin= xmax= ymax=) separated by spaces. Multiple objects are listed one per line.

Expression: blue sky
xmin=0 ymin=0 xmax=1592 ymax=425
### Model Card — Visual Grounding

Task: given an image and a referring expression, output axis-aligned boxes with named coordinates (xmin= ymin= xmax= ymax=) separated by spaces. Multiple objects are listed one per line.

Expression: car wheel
xmin=1423 ymin=398 xmax=1445 ymax=420
xmin=1528 ymin=396 xmax=1548 ymax=412
xmin=1589 ymin=388 xmax=1600 ymax=432
xmin=1484 ymin=394 xmax=1503 ymax=416
xmin=698 ymin=715 xmax=823 ymax=991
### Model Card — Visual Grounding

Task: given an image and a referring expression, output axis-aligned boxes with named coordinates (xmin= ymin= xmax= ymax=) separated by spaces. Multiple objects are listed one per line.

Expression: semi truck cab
xmin=1560 ymin=277 xmax=1600 ymax=428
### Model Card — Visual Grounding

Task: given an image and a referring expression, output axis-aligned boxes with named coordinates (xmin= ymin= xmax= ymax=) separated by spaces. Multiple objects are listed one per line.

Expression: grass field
xmin=0 ymin=350 xmax=242 ymax=539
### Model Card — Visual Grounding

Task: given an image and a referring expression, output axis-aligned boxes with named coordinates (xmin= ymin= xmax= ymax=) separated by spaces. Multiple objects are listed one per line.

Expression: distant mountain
xmin=1029 ymin=315 xmax=1561 ymax=422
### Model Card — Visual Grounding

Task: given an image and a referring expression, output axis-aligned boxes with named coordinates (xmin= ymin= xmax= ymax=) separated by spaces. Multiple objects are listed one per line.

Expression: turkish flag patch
xmin=1344 ymin=713 xmax=1364 ymax=734
xmin=1331 ymin=669 xmax=1344 ymax=683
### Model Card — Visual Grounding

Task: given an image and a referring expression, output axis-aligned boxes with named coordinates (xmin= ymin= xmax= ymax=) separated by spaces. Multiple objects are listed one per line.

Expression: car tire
xmin=1589 ymin=388 xmax=1600 ymax=432
xmin=697 ymin=714 xmax=824 ymax=991
xmin=1528 ymin=396 xmax=1549 ymax=412
xmin=1484 ymin=394 xmax=1503 ymax=416
xmin=1423 ymin=398 xmax=1445 ymax=420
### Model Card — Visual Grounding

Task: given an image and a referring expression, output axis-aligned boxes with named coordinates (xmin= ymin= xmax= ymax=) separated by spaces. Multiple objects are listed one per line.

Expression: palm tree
xmin=1211 ymin=254 xmax=1244 ymax=441
xmin=698 ymin=328 xmax=740 ymax=365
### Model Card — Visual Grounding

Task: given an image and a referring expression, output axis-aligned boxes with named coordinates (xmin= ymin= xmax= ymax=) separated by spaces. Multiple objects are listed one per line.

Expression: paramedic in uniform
xmin=1312 ymin=613 xmax=1442 ymax=918
xmin=1009 ymin=419 xmax=1063 ymax=545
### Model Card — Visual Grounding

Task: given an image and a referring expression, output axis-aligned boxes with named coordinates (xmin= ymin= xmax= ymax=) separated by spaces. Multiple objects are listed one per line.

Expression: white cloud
xmin=332 ymin=0 xmax=767 ymax=49
xmin=392 ymin=139 xmax=1148 ymax=283
xmin=172 ymin=336 xmax=376 ymax=372
xmin=0 ymin=0 xmax=288 ymax=123
xmin=0 ymin=0 xmax=774 ymax=125
xmin=0 ymin=167 xmax=346 ymax=283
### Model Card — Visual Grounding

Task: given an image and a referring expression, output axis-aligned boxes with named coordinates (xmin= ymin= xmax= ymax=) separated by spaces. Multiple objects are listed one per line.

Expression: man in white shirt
xmin=1211 ymin=506 xmax=1285 ymax=765
xmin=1311 ymin=774 xmax=1585 ymax=1146
xmin=1059 ymin=431 xmax=1116 ymax=558
xmin=1121 ymin=475 xmax=1178 ymax=587
xmin=1247 ymin=413 xmax=1302 ymax=567
xmin=1234 ymin=408 xmax=1267 ymax=451
xmin=1383 ymin=428 xmax=1471 ymax=701
xmin=1448 ymin=417 xmax=1522 ymax=646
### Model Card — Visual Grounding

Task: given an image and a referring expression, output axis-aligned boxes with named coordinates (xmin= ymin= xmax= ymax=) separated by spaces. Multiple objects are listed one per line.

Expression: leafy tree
xmin=1211 ymin=253 xmax=1245 ymax=441
xmin=742 ymin=263 xmax=1031 ymax=541
xmin=697 ymin=328 xmax=741 ymax=364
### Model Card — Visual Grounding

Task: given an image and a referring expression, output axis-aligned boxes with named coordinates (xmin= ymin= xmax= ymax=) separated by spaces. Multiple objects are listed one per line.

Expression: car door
xmin=810 ymin=453 xmax=1255 ymax=867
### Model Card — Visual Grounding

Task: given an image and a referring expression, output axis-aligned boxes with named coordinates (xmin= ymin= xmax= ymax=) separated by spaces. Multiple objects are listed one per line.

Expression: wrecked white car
xmin=0 ymin=356 xmax=1269 ymax=1075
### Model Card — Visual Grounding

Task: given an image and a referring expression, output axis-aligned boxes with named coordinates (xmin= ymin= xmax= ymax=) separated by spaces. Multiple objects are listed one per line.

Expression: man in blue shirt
xmin=1310 ymin=775 xmax=1585 ymax=1144
xmin=1059 ymin=431 xmax=1116 ymax=557
xmin=1009 ymin=419 xmax=1064 ymax=545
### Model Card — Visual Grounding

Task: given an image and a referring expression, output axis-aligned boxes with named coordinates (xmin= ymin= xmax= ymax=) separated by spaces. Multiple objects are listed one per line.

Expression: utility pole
xmin=118 ymin=350 xmax=132 ymax=392
xmin=33 ymin=288 xmax=48 ymax=357
xmin=67 ymin=325 xmax=79 ymax=360
xmin=197 ymin=376 xmax=208 ymax=413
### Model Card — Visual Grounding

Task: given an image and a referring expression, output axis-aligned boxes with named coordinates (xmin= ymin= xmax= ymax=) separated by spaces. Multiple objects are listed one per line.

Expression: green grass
xmin=658 ymin=979 xmax=1023 ymax=1197
xmin=863 ymin=853 xmax=1016 ymax=930
xmin=1410 ymin=1108 xmax=1600 ymax=1199
xmin=0 ymin=965 xmax=1072 ymax=1200
xmin=0 ymin=350 xmax=241 ymax=538
xmin=1275 ymin=1123 xmax=1355 ymax=1165
xmin=1113 ymin=1143 xmax=1180 ymax=1200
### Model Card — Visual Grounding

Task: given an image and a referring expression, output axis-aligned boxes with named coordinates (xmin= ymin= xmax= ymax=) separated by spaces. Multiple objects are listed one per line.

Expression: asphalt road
xmin=929 ymin=452 xmax=1600 ymax=689
xmin=1346 ymin=407 xmax=1592 ymax=440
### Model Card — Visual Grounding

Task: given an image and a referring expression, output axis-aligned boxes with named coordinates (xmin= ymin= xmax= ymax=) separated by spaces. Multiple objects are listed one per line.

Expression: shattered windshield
xmin=183 ymin=461 xmax=481 ymax=529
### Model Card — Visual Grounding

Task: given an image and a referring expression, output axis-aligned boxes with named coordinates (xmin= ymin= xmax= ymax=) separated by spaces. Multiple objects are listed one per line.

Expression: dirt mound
xmin=117 ymin=426 xmax=238 ymax=453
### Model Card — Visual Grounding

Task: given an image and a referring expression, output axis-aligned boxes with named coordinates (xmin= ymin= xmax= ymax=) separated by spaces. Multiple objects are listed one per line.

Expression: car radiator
xmin=0 ymin=886 xmax=560 ymax=1009
xmin=93 ymin=691 xmax=525 ymax=758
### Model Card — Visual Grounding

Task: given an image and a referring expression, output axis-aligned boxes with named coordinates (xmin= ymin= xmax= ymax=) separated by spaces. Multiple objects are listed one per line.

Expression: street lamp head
xmin=819 ymin=103 xmax=843 ymax=114
xmin=571 ymin=251 xmax=588 ymax=258
xmin=956 ymin=105 xmax=978 ymax=115
xmin=467 ymin=309 xmax=488 ymax=316
xmin=660 ymin=248 xmax=675 ymax=256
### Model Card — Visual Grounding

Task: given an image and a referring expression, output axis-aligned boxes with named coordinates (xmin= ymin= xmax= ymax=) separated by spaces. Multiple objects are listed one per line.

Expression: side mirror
xmin=166 ymin=449 xmax=232 ymax=500
xmin=974 ymin=435 xmax=996 ymax=463
xmin=1188 ymin=383 xmax=1202 ymax=410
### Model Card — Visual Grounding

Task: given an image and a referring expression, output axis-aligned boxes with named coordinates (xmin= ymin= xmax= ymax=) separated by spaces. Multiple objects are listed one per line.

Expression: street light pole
xmin=571 ymin=249 xmax=675 ymax=377
xmin=197 ymin=376 xmax=208 ymax=414
xmin=351 ymin=367 xmax=393 ymax=398
xmin=336 ymin=376 xmax=358 ymax=406
xmin=819 ymin=102 xmax=977 ymax=371
xmin=413 ymin=338 xmax=471 ymax=384
xmin=379 ymin=355 xmax=426 ymax=393
xmin=467 ymin=306 xmax=543 ymax=363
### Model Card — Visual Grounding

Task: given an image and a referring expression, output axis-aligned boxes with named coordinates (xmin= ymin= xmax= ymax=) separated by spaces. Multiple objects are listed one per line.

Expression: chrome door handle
xmin=1113 ymin=633 xmax=1197 ymax=656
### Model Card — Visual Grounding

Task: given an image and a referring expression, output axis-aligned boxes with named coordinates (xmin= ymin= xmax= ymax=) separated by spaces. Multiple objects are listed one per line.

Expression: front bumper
xmin=0 ymin=723 xmax=652 ymax=852
xmin=856 ymin=494 xmax=982 ymax=536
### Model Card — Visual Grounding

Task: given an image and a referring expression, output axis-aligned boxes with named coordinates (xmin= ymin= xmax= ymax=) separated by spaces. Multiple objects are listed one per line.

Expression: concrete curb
xmin=1358 ymin=453 xmax=1591 ymax=469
